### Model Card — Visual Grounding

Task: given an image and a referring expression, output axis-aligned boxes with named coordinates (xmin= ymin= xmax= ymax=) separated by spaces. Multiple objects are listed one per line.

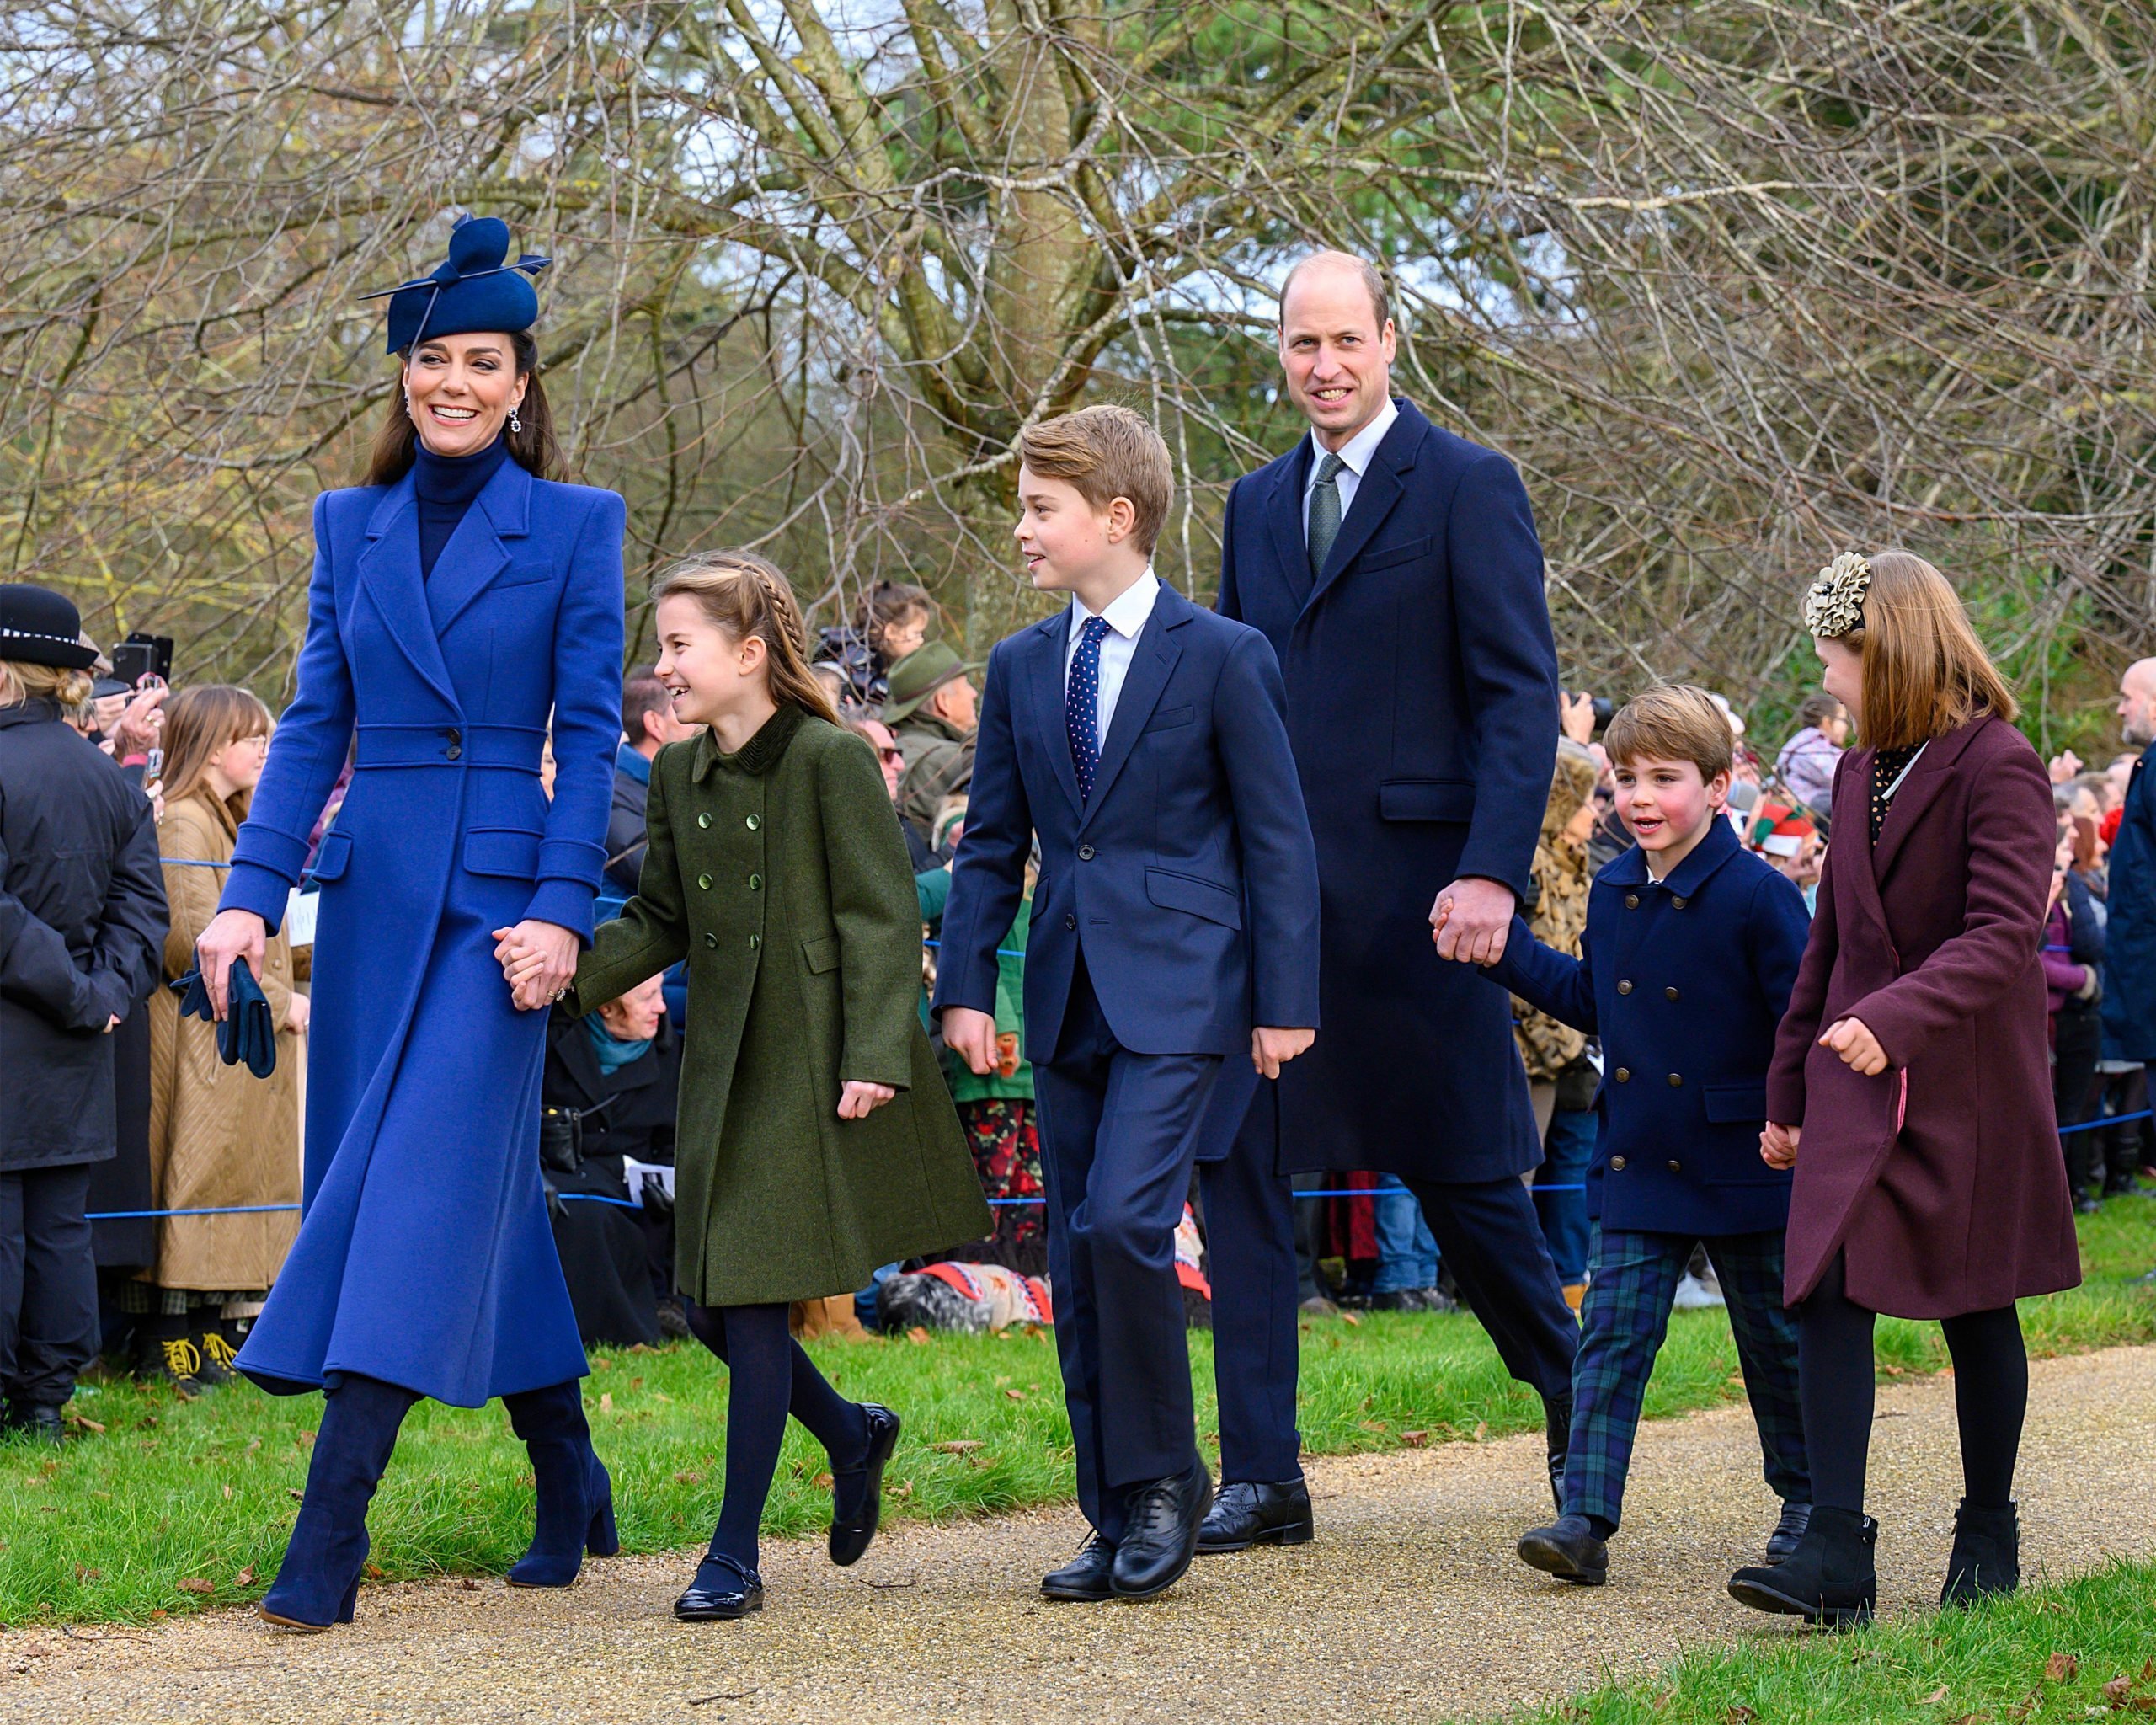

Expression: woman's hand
xmin=1760 ymin=1120 xmax=1801 ymax=1168
xmin=197 ymin=909 xmax=268 ymax=1022
xmin=1818 ymin=1016 xmax=1889 ymax=1076
xmin=492 ymin=920 xmax=579 ymax=1012
xmin=284 ymin=992 xmax=312 ymax=1035
xmin=837 ymin=1081 xmax=896 ymax=1119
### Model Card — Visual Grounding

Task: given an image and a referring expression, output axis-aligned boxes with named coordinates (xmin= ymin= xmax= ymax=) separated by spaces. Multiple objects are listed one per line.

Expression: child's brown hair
xmin=651 ymin=550 xmax=840 ymax=727
xmin=156 ymin=684 xmax=274 ymax=822
xmin=1018 ymin=405 xmax=1173 ymax=556
xmin=1821 ymin=550 xmax=2016 ymax=750
xmin=1604 ymin=684 xmax=1735 ymax=784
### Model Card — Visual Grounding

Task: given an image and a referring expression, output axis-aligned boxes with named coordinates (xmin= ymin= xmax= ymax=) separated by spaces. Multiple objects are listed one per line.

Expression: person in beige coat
xmin=141 ymin=686 xmax=304 ymax=1391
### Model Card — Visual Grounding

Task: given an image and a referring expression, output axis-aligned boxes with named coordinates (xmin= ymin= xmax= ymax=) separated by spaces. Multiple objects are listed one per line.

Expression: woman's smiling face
xmin=403 ymin=332 xmax=526 ymax=457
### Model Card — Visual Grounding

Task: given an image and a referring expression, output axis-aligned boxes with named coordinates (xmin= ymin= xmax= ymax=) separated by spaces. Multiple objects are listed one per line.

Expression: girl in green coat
xmin=523 ymin=552 xmax=988 ymax=1623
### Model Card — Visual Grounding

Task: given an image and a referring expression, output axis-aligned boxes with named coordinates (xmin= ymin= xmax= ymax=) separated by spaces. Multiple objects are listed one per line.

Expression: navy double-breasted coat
xmin=1489 ymin=818 xmax=1812 ymax=1236
xmin=2101 ymin=752 xmax=2156 ymax=1060
xmin=1215 ymin=399 xmax=1559 ymax=1180
xmin=222 ymin=457 xmax=625 ymax=1407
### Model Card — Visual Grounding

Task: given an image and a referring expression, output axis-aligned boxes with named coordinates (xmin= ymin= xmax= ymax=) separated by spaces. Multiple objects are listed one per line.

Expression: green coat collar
xmin=690 ymin=702 xmax=807 ymax=782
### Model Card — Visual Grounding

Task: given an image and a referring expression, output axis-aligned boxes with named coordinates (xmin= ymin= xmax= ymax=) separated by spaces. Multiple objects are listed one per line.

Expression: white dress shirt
xmin=1301 ymin=396 xmax=1400 ymax=542
xmin=1064 ymin=567 xmax=1161 ymax=753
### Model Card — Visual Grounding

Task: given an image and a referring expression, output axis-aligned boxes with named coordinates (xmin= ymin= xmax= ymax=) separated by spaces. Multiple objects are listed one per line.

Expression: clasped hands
xmin=1758 ymin=1018 xmax=1888 ymax=1169
xmin=942 ymin=1007 xmax=1315 ymax=1083
xmin=492 ymin=921 xmax=581 ymax=1012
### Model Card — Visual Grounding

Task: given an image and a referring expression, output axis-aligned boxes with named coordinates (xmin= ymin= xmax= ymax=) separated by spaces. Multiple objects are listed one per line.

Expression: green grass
xmin=3 ymin=1199 xmax=2151 ymax=1629
xmin=1497 ymin=1557 xmax=2156 ymax=1725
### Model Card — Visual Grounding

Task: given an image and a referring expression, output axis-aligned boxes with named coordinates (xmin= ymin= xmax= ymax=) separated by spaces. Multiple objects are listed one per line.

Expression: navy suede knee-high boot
xmin=260 ymin=1375 xmax=419 ymax=1630
xmin=502 ymin=1379 xmax=617 ymax=1587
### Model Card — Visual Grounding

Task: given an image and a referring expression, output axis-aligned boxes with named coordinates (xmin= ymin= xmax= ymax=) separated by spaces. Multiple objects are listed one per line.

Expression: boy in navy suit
xmin=936 ymin=406 xmax=1321 ymax=1604
xmin=1439 ymin=684 xmax=1812 ymax=1586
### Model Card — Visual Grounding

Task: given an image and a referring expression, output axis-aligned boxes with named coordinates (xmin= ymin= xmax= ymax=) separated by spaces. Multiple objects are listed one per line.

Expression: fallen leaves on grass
xmin=67 ymin=1413 xmax=105 ymax=1434
xmin=672 ymin=1471 xmax=704 ymax=1485
xmin=2047 ymin=1654 xmax=2079 ymax=1683
xmin=175 ymin=1578 xmax=213 ymax=1596
xmin=232 ymin=1567 xmax=254 ymax=1589
xmin=906 ymin=1327 xmax=930 ymax=1345
xmin=1004 ymin=1388 xmax=1027 ymax=1402
xmin=932 ymin=1440 xmax=983 ymax=1455
xmin=1401 ymin=1430 xmax=1429 ymax=1448
xmin=1923 ymin=1685 xmax=1950 ymax=1705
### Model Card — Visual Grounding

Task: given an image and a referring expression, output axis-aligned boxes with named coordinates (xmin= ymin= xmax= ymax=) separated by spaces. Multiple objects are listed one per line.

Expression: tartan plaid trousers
xmin=1561 ymin=1227 xmax=1810 ymax=1533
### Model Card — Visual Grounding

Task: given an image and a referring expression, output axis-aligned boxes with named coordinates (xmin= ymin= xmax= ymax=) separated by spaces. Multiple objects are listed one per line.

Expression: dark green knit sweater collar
xmin=692 ymin=702 xmax=807 ymax=781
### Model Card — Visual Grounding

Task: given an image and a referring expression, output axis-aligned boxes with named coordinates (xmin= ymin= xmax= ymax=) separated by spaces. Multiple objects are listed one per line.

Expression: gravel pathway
xmin=8 ymin=1345 xmax=2156 ymax=1725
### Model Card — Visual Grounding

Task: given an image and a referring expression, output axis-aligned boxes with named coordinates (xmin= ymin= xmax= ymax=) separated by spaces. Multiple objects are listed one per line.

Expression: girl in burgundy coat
xmin=1729 ymin=551 xmax=2079 ymax=1627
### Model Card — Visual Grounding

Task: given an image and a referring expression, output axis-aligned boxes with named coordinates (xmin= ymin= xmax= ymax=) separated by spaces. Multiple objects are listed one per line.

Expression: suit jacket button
xmin=1614 ymin=1067 xmax=1630 ymax=1082
xmin=1078 ymin=844 xmax=1095 ymax=861
xmin=697 ymin=873 xmax=713 ymax=890
xmin=1667 ymin=1159 xmax=1682 ymax=1172
xmin=1625 ymin=893 xmax=1640 ymax=909
xmin=1665 ymin=985 xmax=1680 ymax=1000
xmin=1616 ymin=979 xmax=1632 ymax=995
xmin=1667 ymin=1072 xmax=1682 ymax=1087
xmin=703 ymin=932 xmax=718 ymax=948
xmin=1065 ymin=913 xmax=1077 ymax=932
xmin=1609 ymin=1155 xmax=1627 ymax=1170
xmin=1671 ymin=895 xmax=1688 ymax=910
xmin=697 ymin=813 xmax=712 ymax=829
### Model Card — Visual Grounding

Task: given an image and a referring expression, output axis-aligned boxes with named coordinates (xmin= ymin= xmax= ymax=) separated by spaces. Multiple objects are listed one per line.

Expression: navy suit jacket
xmin=934 ymin=583 xmax=1320 ymax=1060
xmin=1487 ymin=817 xmax=1812 ymax=1236
xmin=1217 ymin=397 xmax=1558 ymax=1180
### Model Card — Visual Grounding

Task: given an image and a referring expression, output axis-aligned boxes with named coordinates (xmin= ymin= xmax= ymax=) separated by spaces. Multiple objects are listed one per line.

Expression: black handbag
xmin=540 ymin=1092 xmax=620 ymax=1176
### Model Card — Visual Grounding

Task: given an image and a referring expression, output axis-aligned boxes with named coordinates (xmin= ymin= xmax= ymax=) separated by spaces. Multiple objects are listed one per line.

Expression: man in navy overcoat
xmin=1199 ymin=253 xmax=1578 ymax=1551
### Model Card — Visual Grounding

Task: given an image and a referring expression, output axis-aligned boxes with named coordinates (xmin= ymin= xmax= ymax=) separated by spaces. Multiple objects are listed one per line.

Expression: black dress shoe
xmin=1040 ymin=1533 xmax=1118 ymax=1602
xmin=1517 ymin=1514 xmax=1608 ymax=1585
xmin=1110 ymin=1462 xmax=1212 ymax=1600
xmin=1543 ymin=1397 xmax=1572 ymax=1514
xmin=674 ymin=1554 xmax=765 ymax=1621
xmin=1197 ymin=1478 xmax=1315 ymax=1555
xmin=1 ymin=1402 xmax=64 ymax=1445
xmin=828 ymin=1403 xmax=900 ymax=1567
xmin=1765 ymin=1502 xmax=1811 ymax=1564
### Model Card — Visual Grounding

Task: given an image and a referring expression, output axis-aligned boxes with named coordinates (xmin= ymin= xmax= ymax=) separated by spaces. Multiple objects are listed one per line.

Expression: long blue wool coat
xmin=1487 ymin=816 xmax=1812 ymax=1237
xmin=222 ymin=457 xmax=625 ymax=1407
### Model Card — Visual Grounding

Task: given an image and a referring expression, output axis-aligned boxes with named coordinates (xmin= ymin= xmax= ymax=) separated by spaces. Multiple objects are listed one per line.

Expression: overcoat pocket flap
xmin=1378 ymin=778 xmax=1476 ymax=823
xmin=1144 ymin=705 xmax=1196 ymax=733
xmin=464 ymin=826 xmax=542 ymax=881
xmin=1144 ymin=867 xmax=1242 ymax=929
xmin=309 ymin=829 xmax=353 ymax=882
xmin=1702 ymin=1081 xmax=1769 ymax=1124
xmin=1355 ymin=534 xmax=1434 ymax=574
xmin=803 ymin=933 xmax=842 ymax=974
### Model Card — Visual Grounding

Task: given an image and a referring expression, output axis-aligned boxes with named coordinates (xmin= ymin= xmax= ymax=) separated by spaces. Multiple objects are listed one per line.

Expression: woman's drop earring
xmin=509 ymin=404 xmax=523 ymax=435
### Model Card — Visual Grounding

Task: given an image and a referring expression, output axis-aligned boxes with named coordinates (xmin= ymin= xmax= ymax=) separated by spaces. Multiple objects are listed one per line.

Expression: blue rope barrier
xmin=88 ymin=1204 xmax=299 ymax=1220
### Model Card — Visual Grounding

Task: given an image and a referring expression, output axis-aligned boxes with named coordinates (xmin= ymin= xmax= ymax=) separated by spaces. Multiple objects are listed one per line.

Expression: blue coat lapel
xmin=1081 ymin=587 xmax=1187 ymax=829
xmin=1305 ymin=401 xmax=1422 ymax=614
xmin=358 ymin=473 xmax=458 ymax=711
xmin=1022 ymin=614 xmax=1083 ymax=817
xmin=426 ymin=459 xmax=531 ymax=638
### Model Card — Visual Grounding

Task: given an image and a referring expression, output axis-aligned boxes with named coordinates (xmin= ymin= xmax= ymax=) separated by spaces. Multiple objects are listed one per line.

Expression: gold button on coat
xmin=1614 ymin=1067 xmax=1630 ymax=1082
xmin=1625 ymin=893 xmax=1640 ymax=909
xmin=1610 ymin=1155 xmax=1628 ymax=1170
xmin=1665 ymin=986 xmax=1680 ymax=1000
xmin=1668 ymin=1072 xmax=1682 ymax=1087
xmin=1671 ymin=895 xmax=1688 ymax=909
xmin=1616 ymin=980 xmax=1632 ymax=995
xmin=1667 ymin=1160 xmax=1682 ymax=1172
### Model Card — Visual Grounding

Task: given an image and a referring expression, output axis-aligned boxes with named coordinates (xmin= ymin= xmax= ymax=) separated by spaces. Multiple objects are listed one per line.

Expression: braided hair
xmin=649 ymin=550 xmax=841 ymax=727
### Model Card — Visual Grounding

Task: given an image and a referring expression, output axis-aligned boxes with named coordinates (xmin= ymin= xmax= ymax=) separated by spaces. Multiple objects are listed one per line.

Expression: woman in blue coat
xmin=194 ymin=219 xmax=627 ymax=1630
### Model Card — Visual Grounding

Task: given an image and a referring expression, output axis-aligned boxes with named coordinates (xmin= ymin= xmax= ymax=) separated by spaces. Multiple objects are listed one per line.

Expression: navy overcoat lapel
xmin=1263 ymin=439 xmax=1315 ymax=609
xmin=1303 ymin=403 xmax=1422 ymax=615
xmin=427 ymin=459 xmax=531 ymax=638
xmin=1022 ymin=614 xmax=1084 ymax=817
xmin=1081 ymin=589 xmax=1187 ymax=828
xmin=358 ymin=473 xmax=458 ymax=710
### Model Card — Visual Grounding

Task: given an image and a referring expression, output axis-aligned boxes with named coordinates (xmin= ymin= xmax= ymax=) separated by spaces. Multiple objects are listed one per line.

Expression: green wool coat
xmin=568 ymin=704 xmax=989 ymax=1306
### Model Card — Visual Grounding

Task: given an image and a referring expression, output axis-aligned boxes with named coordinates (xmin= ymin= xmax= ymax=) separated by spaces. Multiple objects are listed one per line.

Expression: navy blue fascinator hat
xmin=364 ymin=216 xmax=550 ymax=355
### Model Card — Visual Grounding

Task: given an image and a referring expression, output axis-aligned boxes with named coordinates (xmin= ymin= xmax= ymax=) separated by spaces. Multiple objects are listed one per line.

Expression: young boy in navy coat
xmin=936 ymin=406 xmax=1321 ymax=1604
xmin=1441 ymin=684 xmax=1813 ymax=1585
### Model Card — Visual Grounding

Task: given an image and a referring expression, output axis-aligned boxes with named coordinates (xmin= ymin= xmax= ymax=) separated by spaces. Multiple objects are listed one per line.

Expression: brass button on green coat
xmin=697 ymin=873 xmax=713 ymax=890
xmin=747 ymin=873 xmax=762 ymax=891
xmin=566 ymin=704 xmax=987 ymax=1307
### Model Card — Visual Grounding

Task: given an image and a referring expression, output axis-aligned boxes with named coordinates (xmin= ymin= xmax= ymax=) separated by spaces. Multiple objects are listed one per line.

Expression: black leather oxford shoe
xmin=1517 ymin=1514 xmax=1609 ymax=1585
xmin=828 ymin=1403 xmax=901 ymax=1567
xmin=674 ymin=1554 xmax=765 ymax=1621
xmin=1109 ymin=1461 xmax=1212 ymax=1600
xmin=1040 ymin=1533 xmax=1118 ymax=1602
xmin=1196 ymin=1478 xmax=1315 ymax=1555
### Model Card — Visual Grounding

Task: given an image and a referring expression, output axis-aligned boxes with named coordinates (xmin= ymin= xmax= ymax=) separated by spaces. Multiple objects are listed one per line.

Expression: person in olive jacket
xmin=0 ymin=585 xmax=167 ymax=1440
xmin=524 ymin=551 xmax=988 ymax=1625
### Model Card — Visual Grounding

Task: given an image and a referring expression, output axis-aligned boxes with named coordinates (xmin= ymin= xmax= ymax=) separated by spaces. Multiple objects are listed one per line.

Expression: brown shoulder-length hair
xmin=364 ymin=328 xmax=563 ymax=486
xmin=156 ymin=684 xmax=273 ymax=825
xmin=1828 ymin=550 xmax=2017 ymax=750
xmin=651 ymin=550 xmax=841 ymax=728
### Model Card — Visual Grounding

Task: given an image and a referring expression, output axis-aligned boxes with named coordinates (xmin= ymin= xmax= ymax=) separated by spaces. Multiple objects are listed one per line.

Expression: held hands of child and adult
xmin=492 ymin=921 xmax=584 ymax=1012
xmin=1758 ymin=1017 xmax=1887 ymax=1169
xmin=945 ymin=1007 xmax=1315 ymax=1081
xmin=1429 ymin=877 xmax=1516 ymax=965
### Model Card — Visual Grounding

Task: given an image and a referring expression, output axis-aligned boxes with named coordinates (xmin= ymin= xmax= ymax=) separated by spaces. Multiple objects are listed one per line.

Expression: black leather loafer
xmin=674 ymin=1554 xmax=765 ymax=1621
xmin=1197 ymin=1478 xmax=1315 ymax=1554
xmin=1110 ymin=1462 xmax=1212 ymax=1600
xmin=1517 ymin=1514 xmax=1609 ymax=1585
xmin=1040 ymin=1533 xmax=1117 ymax=1602
xmin=828 ymin=1403 xmax=901 ymax=1567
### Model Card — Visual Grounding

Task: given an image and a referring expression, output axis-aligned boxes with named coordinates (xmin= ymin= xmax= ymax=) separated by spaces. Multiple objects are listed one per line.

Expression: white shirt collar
xmin=1308 ymin=396 xmax=1399 ymax=485
xmin=1072 ymin=566 xmax=1161 ymax=642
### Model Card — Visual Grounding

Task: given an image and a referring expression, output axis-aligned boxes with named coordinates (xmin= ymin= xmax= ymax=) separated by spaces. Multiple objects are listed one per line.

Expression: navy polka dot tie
xmin=1066 ymin=614 xmax=1111 ymax=804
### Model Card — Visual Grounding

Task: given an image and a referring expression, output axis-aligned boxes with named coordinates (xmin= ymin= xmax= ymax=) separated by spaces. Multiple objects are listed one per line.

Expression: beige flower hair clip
xmin=1803 ymin=552 xmax=1871 ymax=638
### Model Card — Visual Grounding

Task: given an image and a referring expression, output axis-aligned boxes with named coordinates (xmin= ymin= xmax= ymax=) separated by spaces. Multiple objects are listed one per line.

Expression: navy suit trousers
xmin=1033 ymin=959 xmax=1223 ymax=1542
xmin=1198 ymin=1092 xmax=1305 ymax=1483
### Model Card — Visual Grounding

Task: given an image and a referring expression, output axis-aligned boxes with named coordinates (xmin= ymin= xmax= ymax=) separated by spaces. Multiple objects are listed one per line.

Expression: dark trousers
xmin=1399 ymin=1173 xmax=1578 ymax=1407
xmin=2053 ymin=1000 xmax=2103 ymax=1196
xmin=1033 ymin=963 xmax=1224 ymax=1542
xmin=1566 ymin=1228 xmax=1807 ymax=1532
xmin=0 ymin=1163 xmax=99 ymax=1407
xmin=1198 ymin=1093 xmax=1304 ymax=1484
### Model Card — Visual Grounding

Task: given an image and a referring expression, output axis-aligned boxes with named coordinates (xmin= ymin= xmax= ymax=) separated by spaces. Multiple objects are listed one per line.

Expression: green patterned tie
xmin=1307 ymin=451 xmax=1347 ymax=584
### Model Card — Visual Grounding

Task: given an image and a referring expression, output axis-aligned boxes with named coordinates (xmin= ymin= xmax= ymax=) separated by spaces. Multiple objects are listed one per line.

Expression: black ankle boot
xmin=1941 ymin=1500 xmax=2018 ymax=1606
xmin=1728 ymin=1503 xmax=1877 ymax=1626
xmin=501 ymin=1381 xmax=617 ymax=1588
xmin=260 ymin=1375 xmax=417 ymax=1630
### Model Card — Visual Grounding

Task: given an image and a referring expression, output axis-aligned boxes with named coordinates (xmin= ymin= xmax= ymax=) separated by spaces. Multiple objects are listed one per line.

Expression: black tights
xmin=683 ymin=1300 xmax=869 ymax=1570
xmin=1800 ymin=1253 xmax=2026 ymax=1514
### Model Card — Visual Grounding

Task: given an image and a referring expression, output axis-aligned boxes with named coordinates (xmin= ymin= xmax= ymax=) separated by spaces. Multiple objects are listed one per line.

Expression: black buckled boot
xmin=1941 ymin=1500 xmax=2019 ymax=1606
xmin=1727 ymin=1503 xmax=1876 ymax=1627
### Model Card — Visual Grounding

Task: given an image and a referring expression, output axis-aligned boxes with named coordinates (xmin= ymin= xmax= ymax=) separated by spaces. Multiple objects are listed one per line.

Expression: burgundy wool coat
xmin=1767 ymin=713 xmax=2080 ymax=1319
